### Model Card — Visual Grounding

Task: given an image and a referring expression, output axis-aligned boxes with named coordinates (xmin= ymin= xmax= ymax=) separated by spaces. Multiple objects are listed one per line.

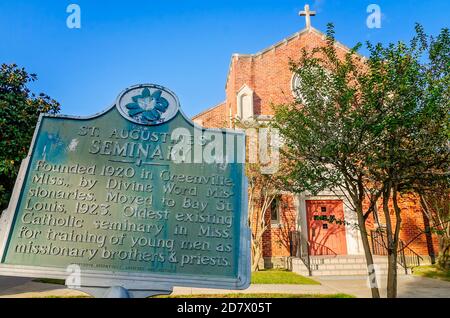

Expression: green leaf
xmin=125 ymin=102 xmax=139 ymax=110
xmin=141 ymin=87 xmax=151 ymax=98
xmin=151 ymin=90 xmax=162 ymax=100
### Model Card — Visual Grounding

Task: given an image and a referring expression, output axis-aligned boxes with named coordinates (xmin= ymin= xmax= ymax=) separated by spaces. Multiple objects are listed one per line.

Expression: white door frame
xmin=295 ymin=192 xmax=363 ymax=255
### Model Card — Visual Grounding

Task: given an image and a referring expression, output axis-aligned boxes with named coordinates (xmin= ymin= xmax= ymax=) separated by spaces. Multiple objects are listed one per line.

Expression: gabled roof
xmin=194 ymin=26 xmax=363 ymax=120
xmin=225 ymin=27 xmax=359 ymax=88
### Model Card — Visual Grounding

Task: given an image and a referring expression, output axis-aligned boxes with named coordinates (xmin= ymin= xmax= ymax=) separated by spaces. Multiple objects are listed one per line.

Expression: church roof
xmin=225 ymin=26 xmax=357 ymax=89
xmin=193 ymin=26 xmax=361 ymax=120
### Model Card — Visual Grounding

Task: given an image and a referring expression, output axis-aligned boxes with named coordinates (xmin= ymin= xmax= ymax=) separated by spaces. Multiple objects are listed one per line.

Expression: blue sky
xmin=0 ymin=0 xmax=448 ymax=117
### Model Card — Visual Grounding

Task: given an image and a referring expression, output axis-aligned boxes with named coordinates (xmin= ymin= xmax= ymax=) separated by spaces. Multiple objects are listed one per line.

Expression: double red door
xmin=306 ymin=200 xmax=347 ymax=255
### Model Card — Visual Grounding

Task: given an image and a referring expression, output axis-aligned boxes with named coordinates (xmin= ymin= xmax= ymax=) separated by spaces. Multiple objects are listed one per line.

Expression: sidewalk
xmin=171 ymin=283 xmax=333 ymax=296
xmin=0 ymin=276 xmax=335 ymax=298
xmin=316 ymin=275 xmax=450 ymax=298
xmin=0 ymin=275 xmax=449 ymax=298
xmin=0 ymin=276 xmax=85 ymax=298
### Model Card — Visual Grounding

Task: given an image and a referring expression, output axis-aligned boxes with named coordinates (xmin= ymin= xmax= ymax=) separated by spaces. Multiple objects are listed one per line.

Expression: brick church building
xmin=192 ymin=6 xmax=438 ymax=274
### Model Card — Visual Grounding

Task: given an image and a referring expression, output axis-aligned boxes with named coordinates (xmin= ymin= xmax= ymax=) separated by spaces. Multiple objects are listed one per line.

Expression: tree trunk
xmin=383 ymin=184 xmax=402 ymax=298
xmin=386 ymin=251 xmax=398 ymax=298
xmin=438 ymin=237 xmax=450 ymax=269
xmin=356 ymin=204 xmax=381 ymax=298
xmin=251 ymin=242 xmax=262 ymax=272
xmin=251 ymin=220 xmax=265 ymax=271
xmin=418 ymin=191 xmax=450 ymax=270
xmin=250 ymin=192 xmax=274 ymax=271
xmin=382 ymin=189 xmax=395 ymax=298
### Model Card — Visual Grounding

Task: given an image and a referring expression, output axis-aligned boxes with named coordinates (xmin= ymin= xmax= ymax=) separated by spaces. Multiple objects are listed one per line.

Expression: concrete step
xmin=309 ymin=268 xmax=407 ymax=276
xmin=290 ymin=256 xmax=409 ymax=277
xmin=310 ymin=263 xmax=391 ymax=270
xmin=309 ymin=255 xmax=389 ymax=265
xmin=293 ymin=267 xmax=408 ymax=277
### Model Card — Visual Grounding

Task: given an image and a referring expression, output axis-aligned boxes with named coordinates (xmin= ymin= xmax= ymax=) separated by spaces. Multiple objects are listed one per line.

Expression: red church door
xmin=306 ymin=200 xmax=347 ymax=255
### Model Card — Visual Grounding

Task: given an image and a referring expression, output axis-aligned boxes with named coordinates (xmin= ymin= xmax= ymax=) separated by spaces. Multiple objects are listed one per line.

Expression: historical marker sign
xmin=0 ymin=84 xmax=250 ymax=296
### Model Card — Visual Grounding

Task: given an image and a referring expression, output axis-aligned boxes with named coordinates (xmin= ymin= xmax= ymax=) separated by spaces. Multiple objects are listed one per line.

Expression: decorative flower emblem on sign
xmin=126 ymin=88 xmax=169 ymax=123
xmin=116 ymin=84 xmax=180 ymax=125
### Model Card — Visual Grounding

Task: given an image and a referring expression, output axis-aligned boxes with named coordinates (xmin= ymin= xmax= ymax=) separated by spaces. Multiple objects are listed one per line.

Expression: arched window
xmin=270 ymin=197 xmax=281 ymax=224
xmin=236 ymin=84 xmax=254 ymax=120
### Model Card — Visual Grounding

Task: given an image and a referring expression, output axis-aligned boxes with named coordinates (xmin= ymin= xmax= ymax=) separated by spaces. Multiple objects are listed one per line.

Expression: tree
xmin=414 ymin=28 xmax=450 ymax=270
xmin=418 ymin=178 xmax=450 ymax=269
xmin=246 ymin=161 xmax=278 ymax=271
xmin=235 ymin=118 xmax=284 ymax=271
xmin=361 ymin=25 xmax=449 ymax=297
xmin=273 ymin=25 xmax=383 ymax=298
xmin=273 ymin=24 xmax=449 ymax=298
xmin=0 ymin=64 xmax=60 ymax=211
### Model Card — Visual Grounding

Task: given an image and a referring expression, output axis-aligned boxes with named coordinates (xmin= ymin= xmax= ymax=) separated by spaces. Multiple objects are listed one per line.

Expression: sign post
xmin=0 ymin=84 xmax=250 ymax=298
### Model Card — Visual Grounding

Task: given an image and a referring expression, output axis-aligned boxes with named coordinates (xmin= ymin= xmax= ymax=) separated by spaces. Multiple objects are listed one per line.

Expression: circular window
xmin=291 ymin=68 xmax=331 ymax=105
xmin=291 ymin=72 xmax=306 ymax=103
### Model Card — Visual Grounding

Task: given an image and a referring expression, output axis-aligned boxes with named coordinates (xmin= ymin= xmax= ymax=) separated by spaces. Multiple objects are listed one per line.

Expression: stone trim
xmin=191 ymin=101 xmax=226 ymax=120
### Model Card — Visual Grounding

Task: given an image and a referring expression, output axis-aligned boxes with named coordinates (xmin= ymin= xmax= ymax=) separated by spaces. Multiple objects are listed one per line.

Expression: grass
xmin=413 ymin=265 xmax=450 ymax=282
xmin=34 ymin=269 xmax=320 ymax=286
xmin=160 ymin=293 xmax=354 ymax=298
xmin=251 ymin=269 xmax=320 ymax=285
xmin=33 ymin=278 xmax=65 ymax=285
xmin=39 ymin=296 xmax=92 ymax=298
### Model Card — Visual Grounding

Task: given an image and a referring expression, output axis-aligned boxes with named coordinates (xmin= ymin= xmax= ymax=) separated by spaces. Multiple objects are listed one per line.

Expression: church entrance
xmin=306 ymin=200 xmax=347 ymax=255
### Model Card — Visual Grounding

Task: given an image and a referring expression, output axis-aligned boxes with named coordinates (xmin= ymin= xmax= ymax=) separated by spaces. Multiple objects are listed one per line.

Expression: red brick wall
xmin=364 ymin=193 xmax=439 ymax=256
xmin=224 ymin=29 xmax=352 ymax=120
xmin=261 ymin=194 xmax=297 ymax=257
xmin=197 ymin=28 xmax=352 ymax=125
xmin=192 ymin=102 xmax=227 ymax=128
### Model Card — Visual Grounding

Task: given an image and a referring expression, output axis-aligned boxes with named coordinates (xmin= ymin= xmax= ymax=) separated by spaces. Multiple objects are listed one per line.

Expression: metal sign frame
xmin=0 ymin=84 xmax=250 ymax=297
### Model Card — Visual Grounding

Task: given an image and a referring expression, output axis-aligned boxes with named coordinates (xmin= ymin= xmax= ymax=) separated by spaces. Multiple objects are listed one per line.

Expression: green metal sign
xmin=0 ymin=84 xmax=250 ymax=294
